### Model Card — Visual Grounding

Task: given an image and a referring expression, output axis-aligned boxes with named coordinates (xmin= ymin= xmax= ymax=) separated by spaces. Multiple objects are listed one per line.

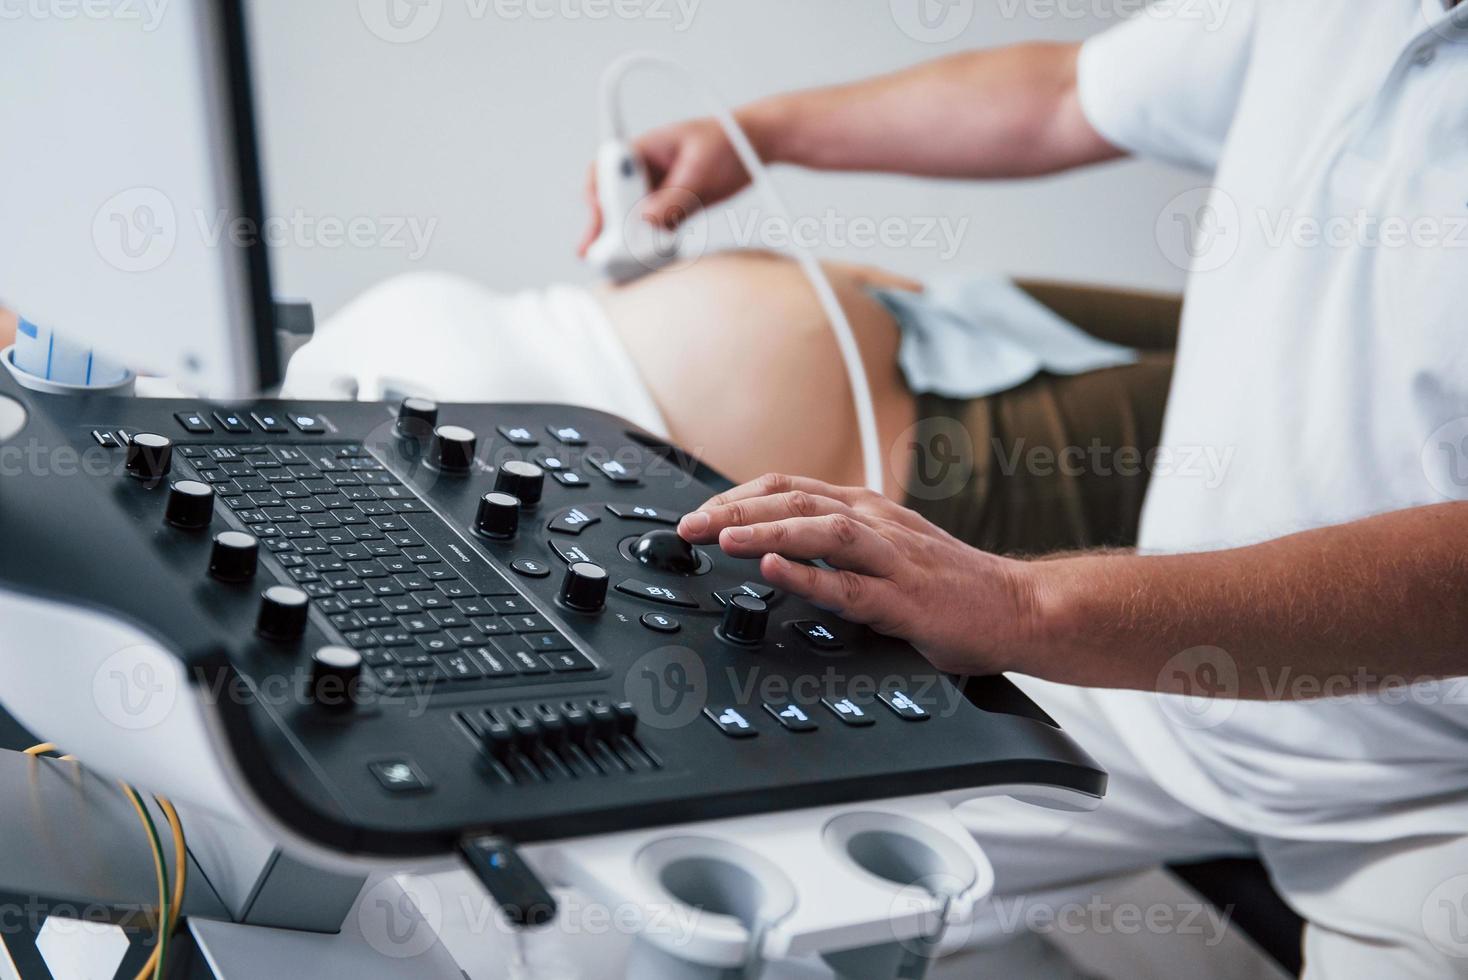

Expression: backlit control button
xmin=214 ymin=410 xmax=251 ymax=434
xmin=587 ymin=457 xmax=640 ymax=485
xmin=547 ymin=506 xmax=599 ymax=535
xmin=548 ymin=425 xmax=587 ymax=445
xmin=92 ymin=430 xmax=119 ymax=449
xmin=615 ymin=579 xmax=699 ymax=608
xmin=879 ymin=690 xmax=931 ymax=721
xmin=497 ymin=425 xmax=539 ymax=446
xmin=251 ymin=412 xmax=289 ymax=433
xmin=790 ymin=619 xmax=843 ymax=650
xmin=552 ymin=471 xmax=588 ymax=487
xmin=175 ymin=411 xmax=213 ymax=434
xmin=369 ymin=759 xmax=431 ymax=793
xmin=549 ymin=539 xmax=594 ymax=564
xmin=291 ymin=413 xmax=326 ymax=434
xmin=764 ymin=701 xmax=818 ymax=732
xmin=534 ymin=453 xmax=567 ymax=471
xmin=640 ymin=612 xmax=680 ymax=634
xmin=606 ymin=503 xmax=680 ymax=524
xmin=704 ymin=706 xmax=757 ymax=738
xmin=822 ymin=697 xmax=875 ymax=727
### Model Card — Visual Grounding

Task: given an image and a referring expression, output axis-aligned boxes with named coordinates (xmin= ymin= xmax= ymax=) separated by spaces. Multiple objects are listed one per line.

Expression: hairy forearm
xmin=738 ymin=43 xmax=1122 ymax=179
xmin=1021 ymin=502 xmax=1468 ymax=698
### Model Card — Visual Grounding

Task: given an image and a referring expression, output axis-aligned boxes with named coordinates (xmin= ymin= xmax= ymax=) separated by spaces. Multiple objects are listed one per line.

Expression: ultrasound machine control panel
xmin=0 ymin=373 xmax=1106 ymax=859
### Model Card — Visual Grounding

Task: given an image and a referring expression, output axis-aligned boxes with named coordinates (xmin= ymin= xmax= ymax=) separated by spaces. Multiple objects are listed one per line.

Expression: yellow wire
xmin=20 ymin=745 xmax=188 ymax=978
xmin=122 ymin=782 xmax=168 ymax=980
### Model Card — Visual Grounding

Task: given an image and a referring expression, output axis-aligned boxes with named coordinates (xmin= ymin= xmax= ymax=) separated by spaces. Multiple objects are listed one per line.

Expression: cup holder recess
xmin=627 ymin=836 xmax=797 ymax=979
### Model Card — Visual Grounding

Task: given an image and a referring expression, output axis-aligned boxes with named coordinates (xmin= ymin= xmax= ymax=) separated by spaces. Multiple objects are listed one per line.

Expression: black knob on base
xmin=430 ymin=424 xmax=477 ymax=471
xmin=125 ymin=432 xmax=173 ymax=481
xmin=165 ymin=479 xmax=215 ymax=529
xmin=494 ymin=460 xmax=545 ymax=507
xmin=396 ymin=397 xmax=439 ymax=437
xmin=559 ymin=561 xmax=609 ymax=612
xmin=719 ymin=594 xmax=769 ymax=645
xmin=257 ymin=585 xmax=309 ymax=640
xmin=475 ymin=491 xmax=521 ymax=539
xmin=309 ymin=645 xmax=363 ymax=712
xmin=631 ymin=528 xmax=700 ymax=575
xmin=209 ymin=530 xmax=259 ymax=581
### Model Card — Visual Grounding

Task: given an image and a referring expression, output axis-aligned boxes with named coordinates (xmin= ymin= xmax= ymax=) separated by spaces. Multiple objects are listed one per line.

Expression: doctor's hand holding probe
xmin=580 ymin=38 xmax=1468 ymax=701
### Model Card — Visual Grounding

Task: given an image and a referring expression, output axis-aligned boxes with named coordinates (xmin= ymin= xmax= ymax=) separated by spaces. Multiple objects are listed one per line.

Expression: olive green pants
xmin=901 ymin=280 xmax=1180 ymax=556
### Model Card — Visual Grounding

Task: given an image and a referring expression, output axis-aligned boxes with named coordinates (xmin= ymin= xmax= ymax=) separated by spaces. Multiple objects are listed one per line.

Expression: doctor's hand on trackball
xmin=677 ymin=473 xmax=1038 ymax=676
xmin=577 ymin=116 xmax=749 ymax=258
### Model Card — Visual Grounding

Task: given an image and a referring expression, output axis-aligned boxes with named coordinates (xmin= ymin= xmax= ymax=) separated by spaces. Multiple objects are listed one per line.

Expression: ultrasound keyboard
xmin=0 ymin=373 xmax=1106 ymax=858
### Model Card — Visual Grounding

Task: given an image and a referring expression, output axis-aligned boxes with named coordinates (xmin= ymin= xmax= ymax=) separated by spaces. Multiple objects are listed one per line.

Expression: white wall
xmin=247 ymin=0 xmax=1200 ymax=318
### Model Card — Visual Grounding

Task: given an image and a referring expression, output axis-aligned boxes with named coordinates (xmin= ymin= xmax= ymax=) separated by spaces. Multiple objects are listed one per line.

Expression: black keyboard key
xmin=333 ymin=544 xmax=371 ymax=562
xmin=524 ymin=632 xmax=574 ymax=654
xmin=251 ymin=412 xmax=288 ymax=433
xmin=435 ymin=581 xmax=474 ymax=598
xmin=446 ymin=628 xmax=482 ymax=647
xmin=430 ymin=611 xmax=468 ymax=629
xmin=342 ymin=630 xmax=374 ymax=648
xmin=350 ymin=561 xmax=388 ymax=579
xmin=324 ymin=573 xmax=362 ymax=591
xmin=474 ymin=618 xmax=512 ymax=637
xmin=490 ymin=596 xmax=533 ymax=616
xmin=469 ymin=647 xmax=516 ymax=677
xmin=495 ymin=643 xmax=550 ymax=675
xmin=455 ymin=598 xmax=494 ymax=617
xmin=399 ymin=615 xmax=436 ymax=634
xmin=270 ymin=446 xmax=310 ymax=465
xmin=301 ymin=582 xmax=335 ymax=598
xmin=422 ymin=566 xmax=458 ymax=582
xmin=175 ymin=411 xmax=213 ymax=434
xmin=396 ymin=574 xmax=432 ymax=591
xmin=318 ymin=529 xmax=354 ymax=546
xmin=381 ymin=596 xmax=418 ymax=615
xmin=403 ymin=548 xmax=438 ymax=564
xmin=507 ymin=614 xmax=552 ymax=634
xmin=417 ymin=633 xmax=457 ymax=654
xmin=413 ymin=592 xmax=451 ymax=610
xmin=372 ymin=577 xmax=409 ymax=596
xmin=542 ymin=649 xmax=593 ymax=672
xmin=373 ymin=630 xmax=414 ymax=647
xmin=359 ymin=610 xmax=398 ymax=628
xmin=343 ymin=591 xmax=380 ymax=609
xmin=434 ymin=652 xmax=484 ymax=681
xmin=214 ymin=411 xmax=251 ymax=434
xmin=331 ymin=612 xmax=365 ymax=631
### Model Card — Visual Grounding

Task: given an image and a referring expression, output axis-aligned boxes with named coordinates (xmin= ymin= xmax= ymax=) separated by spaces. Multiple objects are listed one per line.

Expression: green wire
xmin=124 ymin=785 xmax=169 ymax=980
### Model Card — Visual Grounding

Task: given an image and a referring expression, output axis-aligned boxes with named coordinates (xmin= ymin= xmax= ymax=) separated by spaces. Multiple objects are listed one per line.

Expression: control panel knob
xmin=430 ymin=424 xmax=477 ymax=471
xmin=256 ymin=585 xmax=309 ymax=640
xmin=475 ymin=491 xmax=521 ymax=539
xmin=396 ymin=397 xmax=439 ymax=437
xmin=631 ymin=528 xmax=700 ymax=575
xmin=165 ymin=479 xmax=215 ymax=529
xmin=719 ymin=594 xmax=769 ymax=645
xmin=559 ymin=561 xmax=608 ymax=612
xmin=309 ymin=645 xmax=363 ymax=712
xmin=125 ymin=432 xmax=173 ymax=481
xmin=209 ymin=530 xmax=259 ymax=581
xmin=494 ymin=460 xmax=544 ymax=507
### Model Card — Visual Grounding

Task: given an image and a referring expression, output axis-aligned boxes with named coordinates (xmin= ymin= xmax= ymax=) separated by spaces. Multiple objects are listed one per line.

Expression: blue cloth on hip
xmin=871 ymin=274 xmax=1137 ymax=399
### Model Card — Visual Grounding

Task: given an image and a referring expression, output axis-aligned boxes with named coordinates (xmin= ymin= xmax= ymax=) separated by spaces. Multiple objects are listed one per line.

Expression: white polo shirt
xmin=1075 ymin=0 xmax=1468 ymax=840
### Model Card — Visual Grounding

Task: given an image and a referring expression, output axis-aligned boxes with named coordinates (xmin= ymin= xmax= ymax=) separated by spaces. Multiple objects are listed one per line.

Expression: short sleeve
xmin=1076 ymin=0 xmax=1259 ymax=173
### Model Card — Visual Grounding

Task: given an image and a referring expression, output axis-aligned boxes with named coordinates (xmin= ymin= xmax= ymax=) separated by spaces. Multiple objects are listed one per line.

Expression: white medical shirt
xmin=1076 ymin=0 xmax=1468 ymax=840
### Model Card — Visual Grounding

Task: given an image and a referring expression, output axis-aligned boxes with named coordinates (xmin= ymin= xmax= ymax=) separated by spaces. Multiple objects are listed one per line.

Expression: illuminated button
xmin=878 ymin=690 xmax=931 ymax=721
xmin=615 ymin=579 xmax=699 ymax=608
xmin=790 ymin=619 xmax=843 ymax=650
xmin=291 ymin=413 xmax=326 ymax=434
xmin=715 ymin=582 xmax=779 ymax=606
xmin=534 ymin=453 xmax=567 ymax=471
xmin=369 ymin=759 xmax=431 ymax=793
xmin=704 ymin=706 xmax=757 ymax=738
xmin=547 ymin=506 xmax=599 ymax=535
xmin=511 ymin=558 xmax=552 ymax=578
xmin=763 ymin=701 xmax=818 ymax=732
xmin=174 ymin=411 xmax=213 ymax=434
xmin=213 ymin=411 xmax=251 ymax=434
xmin=250 ymin=412 xmax=289 ymax=433
xmin=548 ymin=425 xmax=587 ymax=445
xmin=587 ymin=457 xmax=640 ymax=485
xmin=552 ymin=471 xmax=588 ymax=487
xmin=821 ymin=697 xmax=875 ymax=727
xmin=606 ymin=503 xmax=680 ymax=524
xmin=497 ymin=425 xmax=539 ymax=446
xmin=549 ymin=539 xmax=594 ymax=564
